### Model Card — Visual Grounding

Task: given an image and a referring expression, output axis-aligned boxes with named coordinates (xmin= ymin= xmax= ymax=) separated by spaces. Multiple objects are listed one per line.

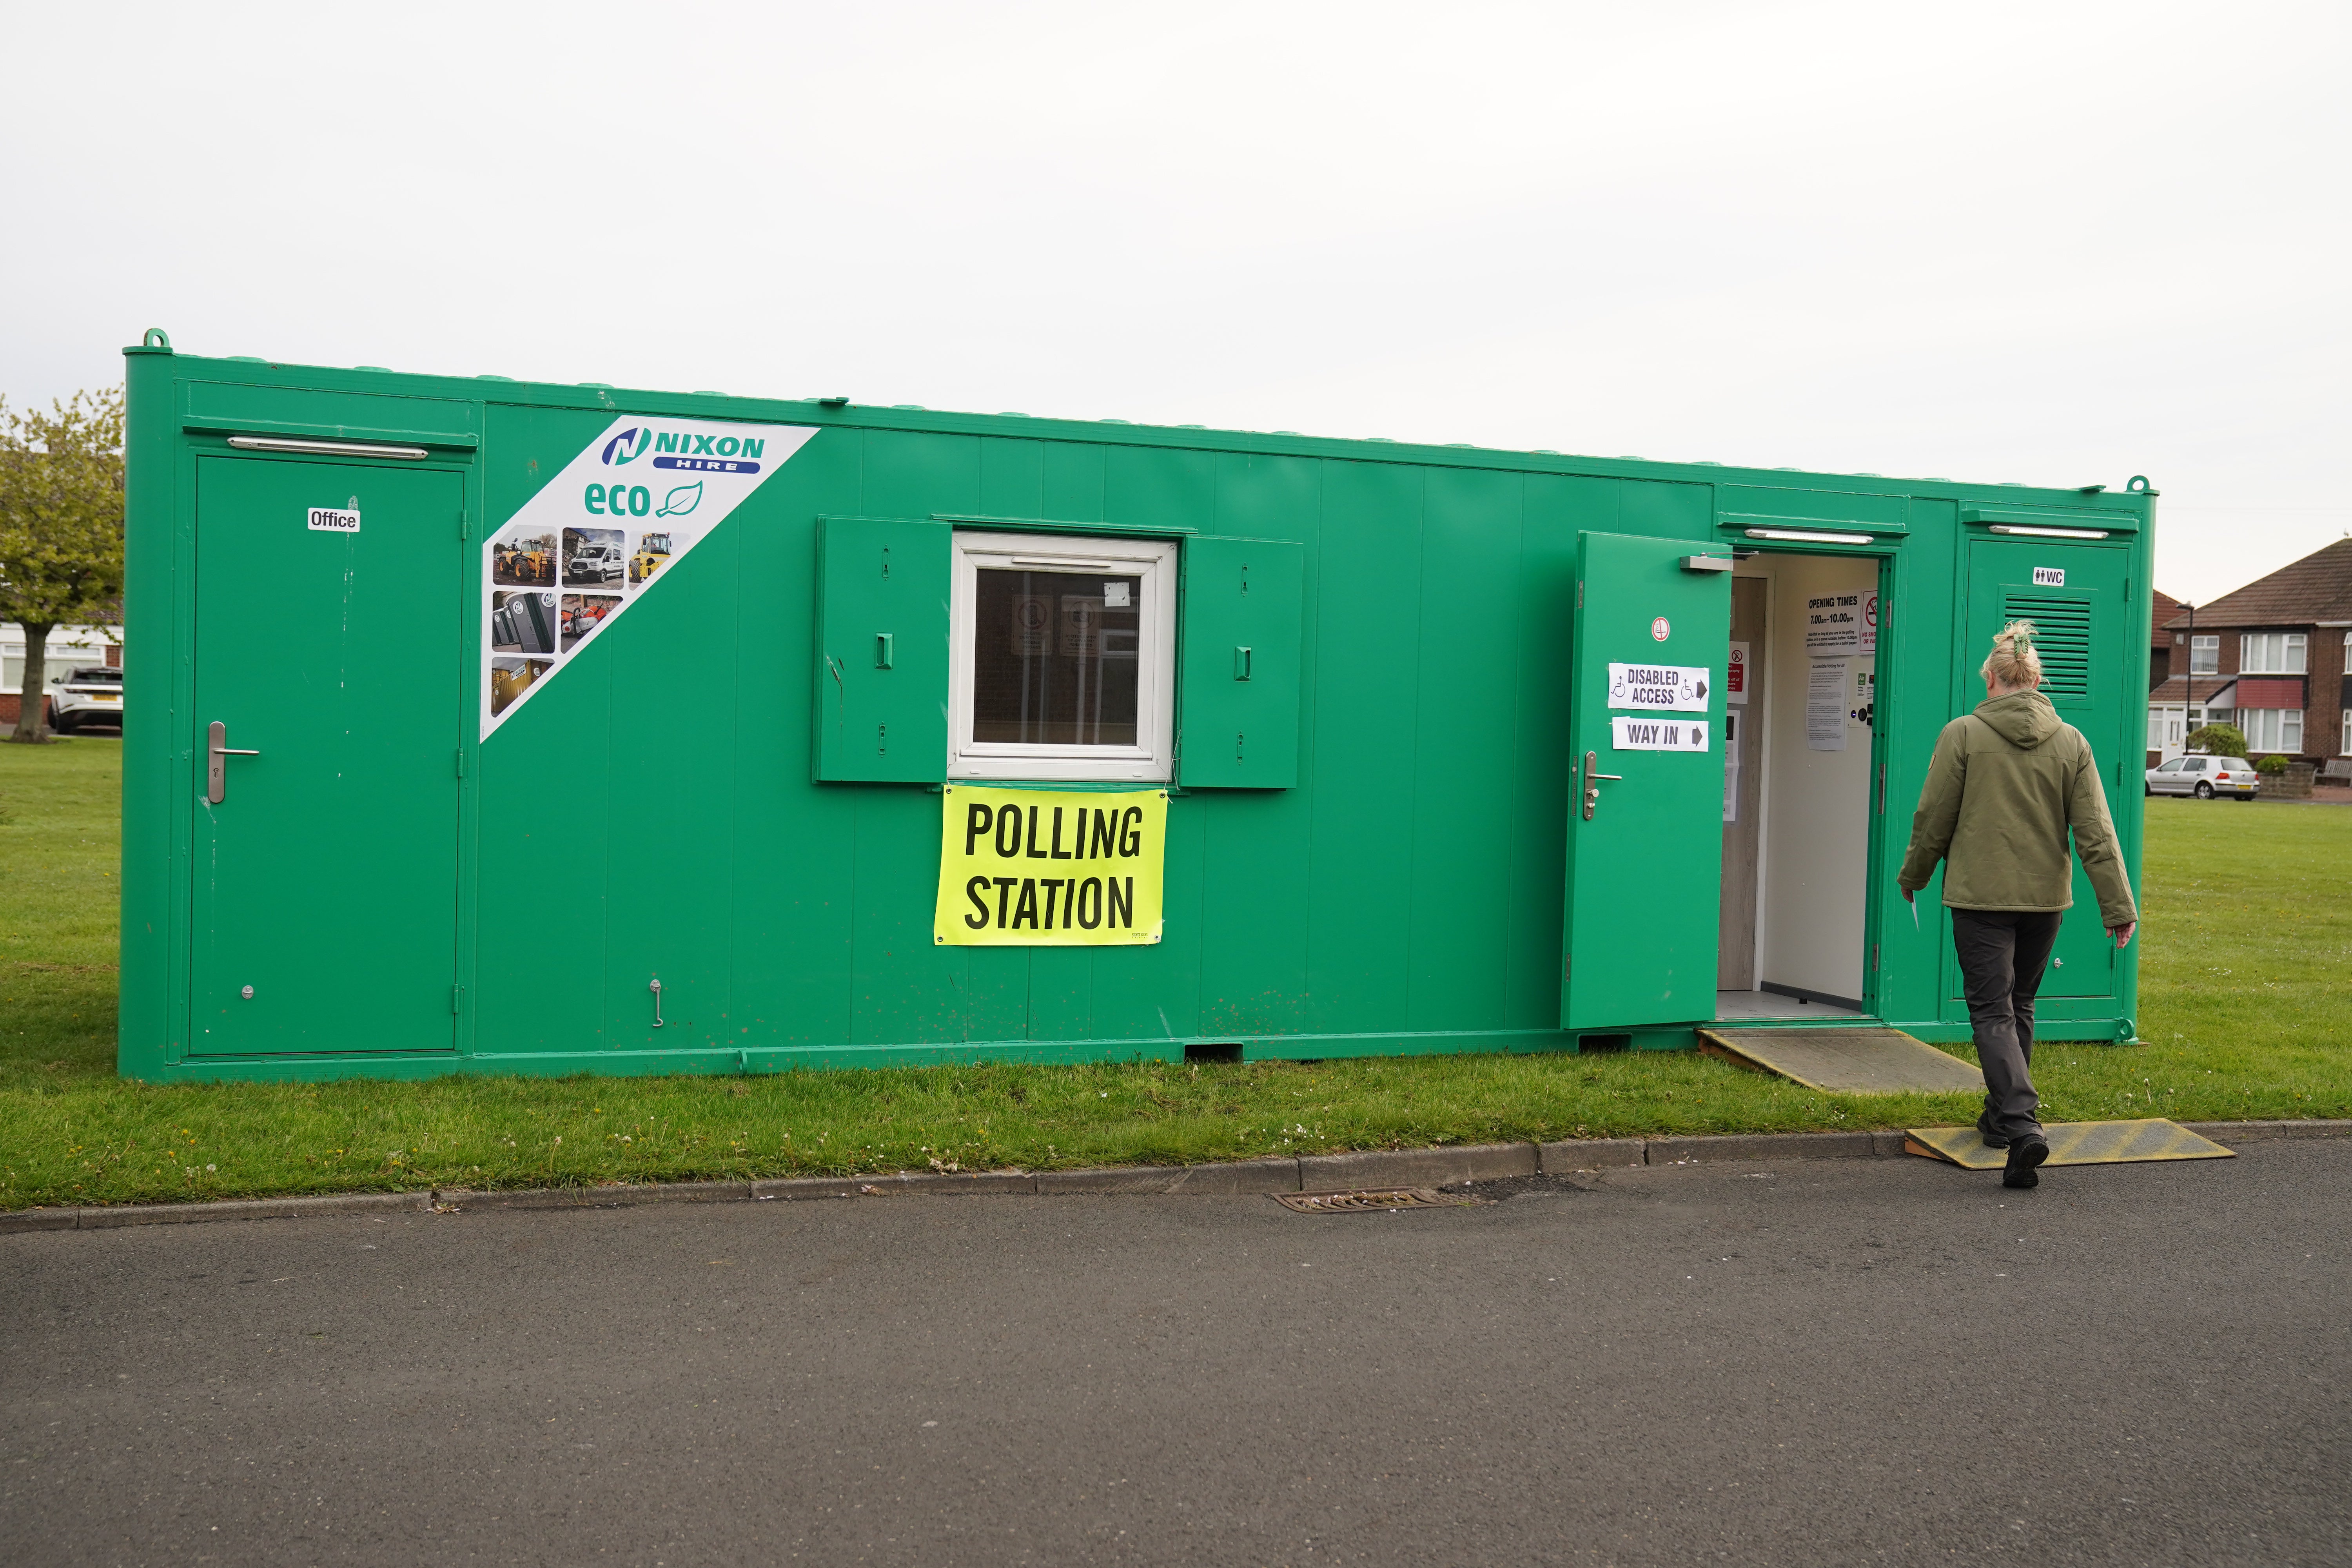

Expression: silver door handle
xmin=1582 ymin=751 xmax=1624 ymax=820
xmin=206 ymin=721 xmax=260 ymax=804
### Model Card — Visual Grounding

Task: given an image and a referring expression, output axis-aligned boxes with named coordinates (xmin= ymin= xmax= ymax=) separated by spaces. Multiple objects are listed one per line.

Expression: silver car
xmin=2146 ymin=754 xmax=2259 ymax=799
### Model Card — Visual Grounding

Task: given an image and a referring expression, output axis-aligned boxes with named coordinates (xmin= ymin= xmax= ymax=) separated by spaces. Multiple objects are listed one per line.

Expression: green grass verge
xmin=2 ymin=739 xmax=2345 ymax=1209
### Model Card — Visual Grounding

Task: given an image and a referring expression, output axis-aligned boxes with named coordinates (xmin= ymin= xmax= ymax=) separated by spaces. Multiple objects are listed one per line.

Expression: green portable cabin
xmin=116 ymin=333 xmax=2156 ymax=1083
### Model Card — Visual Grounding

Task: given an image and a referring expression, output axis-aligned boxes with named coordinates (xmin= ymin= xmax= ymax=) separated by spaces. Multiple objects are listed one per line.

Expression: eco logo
xmin=482 ymin=416 xmax=817 ymax=738
xmin=601 ymin=428 xmax=652 ymax=465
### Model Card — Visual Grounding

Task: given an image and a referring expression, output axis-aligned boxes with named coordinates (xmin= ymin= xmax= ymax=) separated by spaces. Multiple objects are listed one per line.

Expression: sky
xmin=4 ymin=0 xmax=2345 ymax=604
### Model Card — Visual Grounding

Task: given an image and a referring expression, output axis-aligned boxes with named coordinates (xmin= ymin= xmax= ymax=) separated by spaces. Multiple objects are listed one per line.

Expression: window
xmin=2242 ymin=708 xmax=2303 ymax=753
xmin=2157 ymin=758 xmax=2184 ymax=773
xmin=948 ymin=531 xmax=1177 ymax=781
xmin=2342 ymin=630 xmax=2351 ymax=675
xmin=2240 ymin=631 xmax=2307 ymax=674
xmin=2189 ymin=635 xmax=2218 ymax=674
xmin=2147 ymin=708 xmax=2165 ymax=749
xmin=2342 ymin=710 xmax=2352 ymax=756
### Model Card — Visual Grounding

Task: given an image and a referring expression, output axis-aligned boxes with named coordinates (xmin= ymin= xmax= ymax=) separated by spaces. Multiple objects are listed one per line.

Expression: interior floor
xmin=1713 ymin=988 xmax=1867 ymax=1023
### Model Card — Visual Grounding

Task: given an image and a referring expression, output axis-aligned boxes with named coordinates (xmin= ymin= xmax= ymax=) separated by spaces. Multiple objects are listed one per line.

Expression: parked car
xmin=2146 ymin=753 xmax=2259 ymax=799
xmin=47 ymin=665 xmax=124 ymax=732
xmin=565 ymin=543 xmax=625 ymax=584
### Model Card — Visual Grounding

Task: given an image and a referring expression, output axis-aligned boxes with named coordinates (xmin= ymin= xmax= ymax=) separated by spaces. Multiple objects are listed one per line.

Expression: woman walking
xmin=1897 ymin=621 xmax=2138 ymax=1189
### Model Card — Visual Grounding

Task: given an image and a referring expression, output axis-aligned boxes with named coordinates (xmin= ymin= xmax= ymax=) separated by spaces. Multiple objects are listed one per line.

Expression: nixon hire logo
xmin=599 ymin=426 xmax=764 ymax=475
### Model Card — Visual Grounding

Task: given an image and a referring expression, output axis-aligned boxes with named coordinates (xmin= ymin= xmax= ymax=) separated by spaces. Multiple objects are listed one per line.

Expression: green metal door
xmin=189 ymin=456 xmax=465 ymax=1055
xmin=1561 ymin=532 xmax=1733 ymax=1031
xmin=1957 ymin=537 xmax=2131 ymax=1002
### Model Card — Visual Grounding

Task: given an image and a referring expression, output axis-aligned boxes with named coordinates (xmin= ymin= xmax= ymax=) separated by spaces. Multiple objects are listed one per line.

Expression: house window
xmin=2189 ymin=635 xmax=2218 ymax=674
xmin=2342 ymin=630 xmax=2351 ymax=675
xmin=2342 ymin=710 xmax=2352 ymax=756
xmin=2147 ymin=708 xmax=2165 ymax=749
xmin=2242 ymin=708 xmax=2303 ymax=754
xmin=2239 ymin=631 xmax=2307 ymax=674
xmin=947 ymin=530 xmax=1177 ymax=782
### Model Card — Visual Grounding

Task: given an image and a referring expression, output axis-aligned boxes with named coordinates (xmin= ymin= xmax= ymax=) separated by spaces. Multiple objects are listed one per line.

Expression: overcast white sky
xmin=5 ymin=0 xmax=2345 ymax=603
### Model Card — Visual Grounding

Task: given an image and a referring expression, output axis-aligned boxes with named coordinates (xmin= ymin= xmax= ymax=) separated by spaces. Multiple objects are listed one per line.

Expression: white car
xmin=2146 ymin=754 xmax=2259 ymax=799
xmin=47 ymin=665 xmax=124 ymax=732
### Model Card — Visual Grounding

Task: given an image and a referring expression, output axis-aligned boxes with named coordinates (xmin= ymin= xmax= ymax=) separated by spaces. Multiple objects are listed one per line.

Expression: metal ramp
xmin=1698 ymin=1026 xmax=1985 ymax=1096
xmin=1906 ymin=1119 xmax=2235 ymax=1169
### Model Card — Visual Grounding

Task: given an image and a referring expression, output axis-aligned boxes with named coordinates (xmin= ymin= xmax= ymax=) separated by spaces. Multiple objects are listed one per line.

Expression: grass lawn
xmin=3 ymin=738 xmax=2345 ymax=1209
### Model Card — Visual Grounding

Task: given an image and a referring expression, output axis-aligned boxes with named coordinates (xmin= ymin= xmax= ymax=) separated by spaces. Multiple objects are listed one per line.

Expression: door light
xmin=1986 ymin=524 xmax=2110 ymax=539
xmin=225 ymin=436 xmax=430 ymax=460
xmin=1742 ymin=528 xmax=1874 ymax=545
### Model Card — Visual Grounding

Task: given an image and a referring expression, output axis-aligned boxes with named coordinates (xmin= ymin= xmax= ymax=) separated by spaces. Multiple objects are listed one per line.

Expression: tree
xmin=0 ymin=388 xmax=125 ymax=743
xmin=2184 ymin=721 xmax=2247 ymax=757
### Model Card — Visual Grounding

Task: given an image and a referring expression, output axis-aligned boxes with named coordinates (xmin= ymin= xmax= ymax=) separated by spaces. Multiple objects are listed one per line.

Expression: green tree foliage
xmin=2184 ymin=721 xmax=2247 ymax=757
xmin=0 ymin=388 xmax=125 ymax=742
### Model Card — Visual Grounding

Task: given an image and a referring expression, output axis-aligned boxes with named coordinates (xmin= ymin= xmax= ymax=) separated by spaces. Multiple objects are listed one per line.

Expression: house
xmin=2147 ymin=587 xmax=2184 ymax=691
xmin=0 ymin=622 xmax=120 ymax=728
xmin=2151 ymin=537 xmax=2352 ymax=764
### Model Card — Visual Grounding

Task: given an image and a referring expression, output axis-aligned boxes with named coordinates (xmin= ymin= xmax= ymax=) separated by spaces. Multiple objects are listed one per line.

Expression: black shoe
xmin=1978 ymin=1114 xmax=2011 ymax=1151
xmin=2003 ymin=1135 xmax=2050 ymax=1189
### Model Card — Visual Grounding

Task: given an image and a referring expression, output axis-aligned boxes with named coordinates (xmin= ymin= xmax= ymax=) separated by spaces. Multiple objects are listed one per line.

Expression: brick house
xmin=2147 ymin=587 xmax=2184 ymax=691
xmin=2151 ymin=537 xmax=2352 ymax=764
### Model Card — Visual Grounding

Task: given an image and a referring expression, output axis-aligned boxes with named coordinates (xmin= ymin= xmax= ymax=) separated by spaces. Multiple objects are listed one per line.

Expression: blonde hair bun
xmin=1982 ymin=619 xmax=2044 ymax=690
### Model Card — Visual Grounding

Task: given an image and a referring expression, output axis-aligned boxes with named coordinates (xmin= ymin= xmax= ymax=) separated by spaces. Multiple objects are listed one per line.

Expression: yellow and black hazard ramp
xmin=1905 ymin=1118 xmax=2235 ymax=1170
xmin=1698 ymin=1027 xmax=1985 ymax=1096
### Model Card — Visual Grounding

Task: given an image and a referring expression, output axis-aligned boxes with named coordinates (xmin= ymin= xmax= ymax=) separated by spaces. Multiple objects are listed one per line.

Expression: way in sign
xmin=1612 ymin=715 xmax=1711 ymax=752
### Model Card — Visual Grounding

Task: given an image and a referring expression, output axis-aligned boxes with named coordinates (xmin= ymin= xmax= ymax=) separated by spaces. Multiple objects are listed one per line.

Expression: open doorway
xmin=1716 ymin=551 xmax=1880 ymax=1022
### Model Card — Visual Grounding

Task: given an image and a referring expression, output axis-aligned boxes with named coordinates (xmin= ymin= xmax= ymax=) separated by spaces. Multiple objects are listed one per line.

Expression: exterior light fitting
xmin=225 ymin=436 xmax=429 ymax=459
xmin=1742 ymin=527 xmax=1874 ymax=545
xmin=1987 ymin=524 xmax=2110 ymax=540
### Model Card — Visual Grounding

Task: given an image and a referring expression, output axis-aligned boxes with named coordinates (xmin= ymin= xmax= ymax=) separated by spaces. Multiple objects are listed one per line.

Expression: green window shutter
xmin=1178 ymin=536 xmax=1304 ymax=788
xmin=814 ymin=516 xmax=950 ymax=782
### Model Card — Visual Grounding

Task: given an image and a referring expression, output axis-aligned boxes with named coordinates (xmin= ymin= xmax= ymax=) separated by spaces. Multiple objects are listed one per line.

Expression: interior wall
xmin=1758 ymin=554 xmax=1877 ymax=1003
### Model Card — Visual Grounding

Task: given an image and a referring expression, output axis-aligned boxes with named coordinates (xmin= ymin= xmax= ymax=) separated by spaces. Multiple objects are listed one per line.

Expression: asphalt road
xmin=5 ymin=1141 xmax=2347 ymax=1567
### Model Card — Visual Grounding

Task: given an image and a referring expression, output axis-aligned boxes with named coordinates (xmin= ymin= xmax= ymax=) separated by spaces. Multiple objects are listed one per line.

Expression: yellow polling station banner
xmin=935 ymin=786 xmax=1165 ymax=946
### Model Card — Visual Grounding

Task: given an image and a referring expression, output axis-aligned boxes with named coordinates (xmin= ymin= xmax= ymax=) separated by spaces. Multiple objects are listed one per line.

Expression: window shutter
xmin=1177 ymin=536 xmax=1304 ymax=788
xmin=814 ymin=516 xmax=950 ymax=782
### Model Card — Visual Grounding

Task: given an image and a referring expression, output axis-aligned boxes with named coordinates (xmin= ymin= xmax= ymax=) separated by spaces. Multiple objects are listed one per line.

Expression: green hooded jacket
xmin=1896 ymin=691 xmax=2138 ymax=926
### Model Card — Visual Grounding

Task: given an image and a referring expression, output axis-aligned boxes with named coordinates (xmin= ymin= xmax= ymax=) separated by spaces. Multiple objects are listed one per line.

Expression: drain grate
xmin=1272 ymin=1187 xmax=1477 ymax=1214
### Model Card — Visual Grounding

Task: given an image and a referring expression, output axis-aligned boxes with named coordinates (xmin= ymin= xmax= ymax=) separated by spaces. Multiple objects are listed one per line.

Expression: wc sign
xmin=2033 ymin=566 xmax=2066 ymax=586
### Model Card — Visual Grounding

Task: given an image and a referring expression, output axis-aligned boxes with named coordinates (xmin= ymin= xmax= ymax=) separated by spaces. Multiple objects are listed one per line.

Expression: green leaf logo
xmin=655 ymin=481 xmax=702 ymax=518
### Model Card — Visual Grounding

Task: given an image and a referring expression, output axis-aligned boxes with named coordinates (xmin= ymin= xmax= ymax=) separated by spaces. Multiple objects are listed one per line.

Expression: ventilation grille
xmin=2002 ymin=594 xmax=2091 ymax=701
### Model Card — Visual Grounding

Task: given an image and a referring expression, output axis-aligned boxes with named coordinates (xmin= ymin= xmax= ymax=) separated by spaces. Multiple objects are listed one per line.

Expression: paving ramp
xmin=1698 ymin=1026 xmax=1985 ymax=1096
xmin=1906 ymin=1118 xmax=2235 ymax=1169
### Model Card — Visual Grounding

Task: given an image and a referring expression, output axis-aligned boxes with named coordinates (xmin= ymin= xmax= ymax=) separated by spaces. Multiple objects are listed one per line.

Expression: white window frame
xmin=2239 ymin=631 xmax=2307 ymax=674
xmin=2189 ymin=635 xmax=2218 ymax=675
xmin=947 ymin=530 xmax=1178 ymax=783
xmin=2342 ymin=710 xmax=2352 ymax=756
xmin=2242 ymin=708 xmax=2303 ymax=754
xmin=2341 ymin=630 xmax=2351 ymax=676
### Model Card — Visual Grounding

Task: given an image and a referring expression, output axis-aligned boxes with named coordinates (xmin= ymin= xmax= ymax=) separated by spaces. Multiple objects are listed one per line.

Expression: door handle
xmin=1582 ymin=750 xmax=1623 ymax=820
xmin=206 ymin=721 xmax=260 ymax=804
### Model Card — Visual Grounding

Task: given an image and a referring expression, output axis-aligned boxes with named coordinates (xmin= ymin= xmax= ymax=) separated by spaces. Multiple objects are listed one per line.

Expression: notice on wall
xmin=1859 ymin=592 xmax=1878 ymax=656
xmin=1725 ymin=642 xmax=1750 ymax=705
xmin=1611 ymin=715 xmax=1710 ymax=752
xmin=1607 ymin=661 xmax=1711 ymax=712
xmin=1722 ymin=711 xmax=1741 ymax=823
xmin=1804 ymin=594 xmax=1866 ymax=656
xmin=935 ymin=786 xmax=1165 ymax=946
xmin=481 ymin=415 xmax=818 ymax=739
xmin=307 ymin=505 xmax=361 ymax=534
xmin=1806 ymin=659 xmax=1849 ymax=751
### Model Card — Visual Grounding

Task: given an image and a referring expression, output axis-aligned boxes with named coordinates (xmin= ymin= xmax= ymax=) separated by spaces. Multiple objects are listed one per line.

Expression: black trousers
xmin=1949 ymin=907 xmax=2064 ymax=1139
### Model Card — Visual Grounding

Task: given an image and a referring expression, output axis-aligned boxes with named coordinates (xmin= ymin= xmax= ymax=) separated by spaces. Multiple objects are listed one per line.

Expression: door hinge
xmin=455 ymin=748 xmax=466 ymax=779
xmin=451 ymin=984 xmax=464 ymax=1015
xmin=1871 ymin=943 xmax=1880 ymax=971
xmin=458 ymin=511 xmax=469 ymax=541
xmin=1877 ymin=763 xmax=1885 ymax=814
xmin=1577 ymin=579 xmax=1584 ymax=611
